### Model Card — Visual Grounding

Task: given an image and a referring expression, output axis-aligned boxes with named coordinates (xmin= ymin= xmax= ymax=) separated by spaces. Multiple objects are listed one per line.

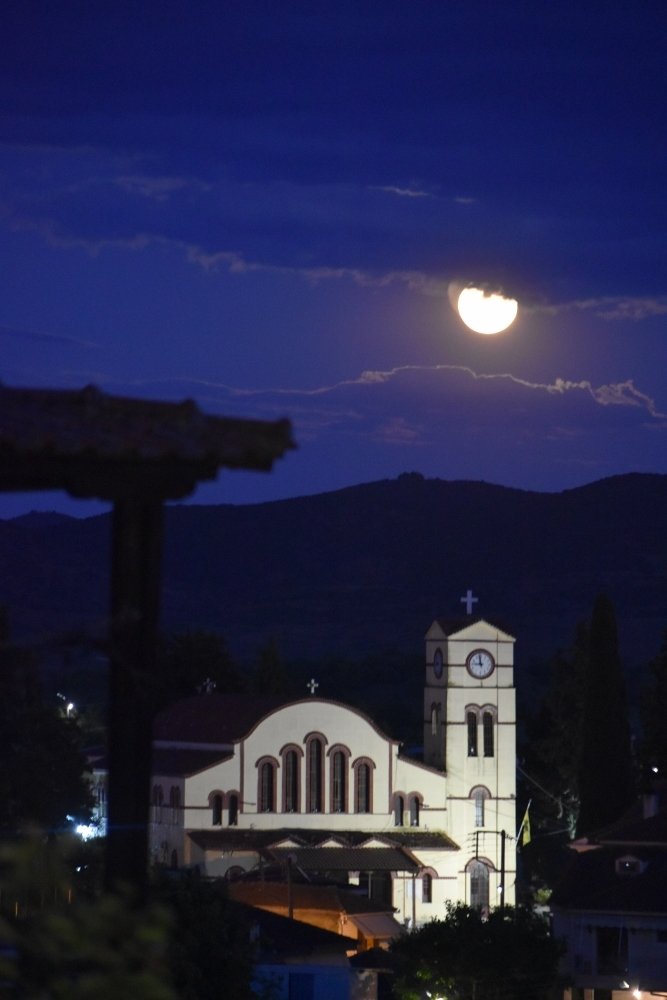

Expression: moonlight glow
xmin=457 ymin=287 xmax=518 ymax=335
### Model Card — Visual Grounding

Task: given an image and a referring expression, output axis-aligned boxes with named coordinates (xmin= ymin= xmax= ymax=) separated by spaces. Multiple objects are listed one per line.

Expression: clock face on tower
xmin=466 ymin=649 xmax=495 ymax=679
xmin=433 ymin=648 xmax=443 ymax=679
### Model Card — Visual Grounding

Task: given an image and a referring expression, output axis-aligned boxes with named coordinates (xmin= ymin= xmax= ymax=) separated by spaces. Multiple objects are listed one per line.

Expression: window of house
xmin=596 ymin=926 xmax=628 ymax=976
xmin=228 ymin=793 xmax=239 ymax=826
xmin=410 ymin=796 xmax=420 ymax=827
xmin=288 ymin=972 xmax=315 ymax=1000
xmin=284 ymin=749 xmax=300 ymax=812
xmin=467 ymin=711 xmax=478 ymax=756
xmin=355 ymin=762 xmax=371 ymax=813
xmin=431 ymin=703 xmax=440 ymax=736
xmin=332 ymin=750 xmax=347 ymax=813
xmin=259 ymin=761 xmax=276 ymax=812
xmin=483 ymin=711 xmax=494 ymax=757
xmin=306 ymin=737 xmax=323 ymax=812
xmin=394 ymin=795 xmax=405 ymax=827
xmin=468 ymin=859 xmax=490 ymax=912
xmin=422 ymin=872 xmax=433 ymax=903
xmin=211 ymin=792 xmax=223 ymax=826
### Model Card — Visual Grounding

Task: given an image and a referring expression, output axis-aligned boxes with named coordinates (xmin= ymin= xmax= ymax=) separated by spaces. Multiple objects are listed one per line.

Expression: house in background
xmin=552 ymin=797 xmax=667 ymax=1000
xmin=146 ymin=613 xmax=517 ymax=931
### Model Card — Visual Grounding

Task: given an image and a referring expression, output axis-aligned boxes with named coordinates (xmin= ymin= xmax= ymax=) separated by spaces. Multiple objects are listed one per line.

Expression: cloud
xmin=369 ymin=185 xmax=435 ymax=199
xmin=0 ymin=325 xmax=97 ymax=350
xmin=530 ymin=296 xmax=667 ymax=321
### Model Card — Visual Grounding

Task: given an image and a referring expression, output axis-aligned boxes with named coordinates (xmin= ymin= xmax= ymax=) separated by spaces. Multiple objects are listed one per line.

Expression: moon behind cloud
xmin=456 ymin=286 xmax=519 ymax=335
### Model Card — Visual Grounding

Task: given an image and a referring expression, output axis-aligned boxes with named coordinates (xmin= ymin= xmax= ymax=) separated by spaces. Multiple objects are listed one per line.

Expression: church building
xmin=145 ymin=612 xmax=517 ymax=927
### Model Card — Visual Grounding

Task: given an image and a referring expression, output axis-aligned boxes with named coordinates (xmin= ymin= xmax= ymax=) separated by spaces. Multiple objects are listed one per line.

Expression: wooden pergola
xmin=0 ymin=385 xmax=294 ymax=896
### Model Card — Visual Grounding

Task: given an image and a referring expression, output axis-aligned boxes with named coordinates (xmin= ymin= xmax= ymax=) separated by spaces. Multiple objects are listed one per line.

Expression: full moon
xmin=457 ymin=287 xmax=518 ymax=334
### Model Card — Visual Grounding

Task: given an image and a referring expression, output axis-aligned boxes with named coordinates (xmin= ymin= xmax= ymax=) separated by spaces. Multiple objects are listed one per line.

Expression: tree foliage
xmin=154 ymin=630 xmax=246 ymax=709
xmin=390 ymin=903 xmax=562 ymax=1000
xmin=640 ymin=629 xmax=667 ymax=779
xmin=577 ymin=594 xmax=635 ymax=835
xmin=0 ymin=634 xmax=92 ymax=833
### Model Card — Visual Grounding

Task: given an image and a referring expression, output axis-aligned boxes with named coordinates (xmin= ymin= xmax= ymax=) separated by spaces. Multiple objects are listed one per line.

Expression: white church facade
xmin=145 ymin=615 xmax=517 ymax=928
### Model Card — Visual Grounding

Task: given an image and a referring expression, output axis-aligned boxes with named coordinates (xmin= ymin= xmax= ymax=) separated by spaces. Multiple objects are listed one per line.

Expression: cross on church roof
xmin=307 ymin=678 xmax=319 ymax=696
xmin=460 ymin=589 xmax=479 ymax=615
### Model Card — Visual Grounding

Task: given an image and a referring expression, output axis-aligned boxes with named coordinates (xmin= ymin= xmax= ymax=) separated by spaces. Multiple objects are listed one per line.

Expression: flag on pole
xmin=518 ymin=802 xmax=531 ymax=847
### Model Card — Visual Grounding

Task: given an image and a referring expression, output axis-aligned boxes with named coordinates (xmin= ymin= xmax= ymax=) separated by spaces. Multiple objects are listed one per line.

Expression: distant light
xmin=652 ymin=766 xmax=659 ymax=774
xmin=75 ymin=824 xmax=99 ymax=841
xmin=633 ymin=990 xmax=642 ymax=999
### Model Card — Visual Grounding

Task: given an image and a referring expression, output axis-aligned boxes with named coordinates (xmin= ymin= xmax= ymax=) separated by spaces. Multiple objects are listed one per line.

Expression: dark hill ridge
xmin=1 ymin=473 xmax=666 ymax=681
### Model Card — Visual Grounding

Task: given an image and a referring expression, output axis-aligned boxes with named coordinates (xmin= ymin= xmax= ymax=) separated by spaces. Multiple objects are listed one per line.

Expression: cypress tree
xmin=577 ymin=594 xmax=636 ymax=835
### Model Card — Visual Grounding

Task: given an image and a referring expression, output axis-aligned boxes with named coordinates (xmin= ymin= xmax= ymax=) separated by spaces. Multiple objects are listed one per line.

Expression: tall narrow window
xmin=467 ymin=711 xmax=478 ymax=756
xmin=394 ymin=795 xmax=405 ymax=827
xmin=431 ymin=704 xmax=438 ymax=736
xmin=259 ymin=762 xmax=276 ymax=812
xmin=284 ymin=749 xmax=299 ymax=812
xmin=152 ymin=784 xmax=163 ymax=823
xmin=355 ymin=762 xmax=371 ymax=813
xmin=471 ymin=787 xmax=489 ymax=827
xmin=483 ymin=712 xmax=494 ymax=757
xmin=422 ymin=872 xmax=433 ymax=903
xmin=410 ymin=796 xmax=420 ymax=827
xmin=307 ymin=737 xmax=323 ymax=812
xmin=332 ymin=751 xmax=347 ymax=812
xmin=228 ymin=793 xmax=239 ymax=826
xmin=211 ymin=792 xmax=223 ymax=825
xmin=468 ymin=860 xmax=490 ymax=912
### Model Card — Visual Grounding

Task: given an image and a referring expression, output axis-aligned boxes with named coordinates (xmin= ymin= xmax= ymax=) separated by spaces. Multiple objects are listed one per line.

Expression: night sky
xmin=2 ymin=2 xmax=666 ymax=517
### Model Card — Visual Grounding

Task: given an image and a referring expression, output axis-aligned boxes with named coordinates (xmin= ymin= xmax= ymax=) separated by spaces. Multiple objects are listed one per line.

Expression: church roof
xmin=267 ymin=845 xmax=421 ymax=873
xmin=153 ymin=692 xmax=398 ymax=748
xmin=151 ymin=746 xmax=233 ymax=776
xmin=187 ymin=827 xmax=458 ymax=854
xmin=432 ymin=616 xmax=515 ymax=639
xmin=153 ymin=692 xmax=286 ymax=746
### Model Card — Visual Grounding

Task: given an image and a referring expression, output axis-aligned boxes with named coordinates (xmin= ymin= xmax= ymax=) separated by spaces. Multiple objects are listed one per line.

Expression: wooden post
xmin=105 ymin=498 xmax=164 ymax=897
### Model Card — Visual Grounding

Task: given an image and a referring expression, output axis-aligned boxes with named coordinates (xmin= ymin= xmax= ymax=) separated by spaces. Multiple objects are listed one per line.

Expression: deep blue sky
xmin=2 ymin=1 xmax=666 ymax=517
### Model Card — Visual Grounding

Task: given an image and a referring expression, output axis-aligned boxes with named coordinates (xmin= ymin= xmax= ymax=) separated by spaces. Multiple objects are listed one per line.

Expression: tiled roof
xmin=153 ymin=693 xmax=286 ymax=745
xmin=227 ymin=881 xmax=398 ymax=916
xmin=0 ymin=385 xmax=294 ymax=499
xmin=552 ymin=846 xmax=667 ymax=914
xmin=187 ymin=827 xmax=457 ymax=853
xmin=151 ymin=746 xmax=232 ymax=776
xmin=268 ymin=845 xmax=421 ymax=873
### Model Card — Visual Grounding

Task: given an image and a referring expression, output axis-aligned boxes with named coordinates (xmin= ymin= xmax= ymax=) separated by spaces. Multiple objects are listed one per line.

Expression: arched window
xmin=422 ymin=872 xmax=433 ymax=903
xmin=210 ymin=792 xmax=223 ymax=826
xmin=228 ymin=793 xmax=239 ymax=826
xmin=409 ymin=795 xmax=420 ymax=827
xmin=354 ymin=760 xmax=373 ymax=813
xmin=431 ymin=703 xmax=439 ymax=736
xmin=394 ymin=795 xmax=405 ymax=827
xmin=152 ymin=784 xmax=164 ymax=823
xmin=470 ymin=786 xmax=490 ymax=827
xmin=467 ymin=710 xmax=478 ymax=756
xmin=468 ymin=859 xmax=491 ymax=912
xmin=283 ymin=748 xmax=300 ymax=812
xmin=331 ymin=750 xmax=347 ymax=813
xmin=258 ymin=760 xmax=277 ymax=812
xmin=306 ymin=736 xmax=324 ymax=812
xmin=483 ymin=711 xmax=494 ymax=757
xmin=169 ymin=786 xmax=181 ymax=824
